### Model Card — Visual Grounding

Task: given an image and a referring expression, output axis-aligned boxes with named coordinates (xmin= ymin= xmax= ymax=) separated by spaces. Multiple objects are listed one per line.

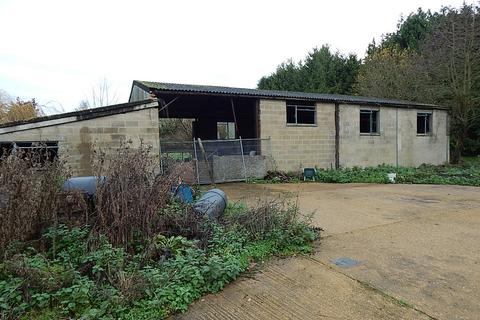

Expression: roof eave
xmin=0 ymin=99 xmax=157 ymax=130
xmin=150 ymin=88 xmax=446 ymax=110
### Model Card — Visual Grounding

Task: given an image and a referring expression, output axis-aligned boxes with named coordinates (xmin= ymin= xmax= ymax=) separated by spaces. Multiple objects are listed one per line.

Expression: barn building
xmin=0 ymin=81 xmax=449 ymax=182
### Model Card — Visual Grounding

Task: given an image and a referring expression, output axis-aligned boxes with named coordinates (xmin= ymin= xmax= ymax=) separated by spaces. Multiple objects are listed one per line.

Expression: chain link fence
xmin=160 ymin=138 xmax=273 ymax=184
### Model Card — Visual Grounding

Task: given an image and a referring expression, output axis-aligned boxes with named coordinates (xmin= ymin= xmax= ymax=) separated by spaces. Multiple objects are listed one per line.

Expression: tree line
xmin=258 ymin=4 xmax=480 ymax=163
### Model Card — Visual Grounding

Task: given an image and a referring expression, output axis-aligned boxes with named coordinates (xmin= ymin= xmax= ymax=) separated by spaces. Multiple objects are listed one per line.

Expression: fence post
xmin=193 ymin=138 xmax=200 ymax=184
xmin=239 ymin=137 xmax=247 ymax=182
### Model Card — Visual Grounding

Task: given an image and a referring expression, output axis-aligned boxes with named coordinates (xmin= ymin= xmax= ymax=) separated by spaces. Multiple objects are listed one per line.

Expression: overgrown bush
xmin=93 ymin=142 xmax=176 ymax=249
xmin=0 ymin=201 xmax=318 ymax=319
xmin=263 ymin=171 xmax=301 ymax=183
xmin=314 ymin=162 xmax=480 ymax=186
xmin=254 ymin=161 xmax=480 ymax=187
xmin=0 ymin=142 xmax=320 ymax=319
xmin=0 ymin=150 xmax=77 ymax=251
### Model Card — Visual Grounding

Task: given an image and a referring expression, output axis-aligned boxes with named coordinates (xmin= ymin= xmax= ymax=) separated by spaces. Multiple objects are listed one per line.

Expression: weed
xmin=315 ymin=163 xmax=480 ymax=186
xmin=0 ymin=143 xmax=320 ymax=319
xmin=254 ymin=160 xmax=480 ymax=187
xmin=0 ymin=202 xmax=318 ymax=319
xmin=0 ymin=149 xmax=79 ymax=252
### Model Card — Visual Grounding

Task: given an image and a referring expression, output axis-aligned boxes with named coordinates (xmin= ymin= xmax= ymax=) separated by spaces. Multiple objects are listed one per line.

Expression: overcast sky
xmin=0 ymin=0 xmax=472 ymax=113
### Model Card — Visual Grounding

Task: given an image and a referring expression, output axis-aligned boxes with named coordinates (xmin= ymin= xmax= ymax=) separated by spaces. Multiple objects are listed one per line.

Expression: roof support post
xmin=334 ymin=103 xmax=340 ymax=169
xmin=239 ymin=136 xmax=247 ymax=182
xmin=230 ymin=98 xmax=240 ymax=138
xmin=395 ymin=107 xmax=399 ymax=167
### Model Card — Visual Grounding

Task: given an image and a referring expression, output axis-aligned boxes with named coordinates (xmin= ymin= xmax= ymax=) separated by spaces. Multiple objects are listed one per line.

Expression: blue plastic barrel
xmin=193 ymin=189 xmax=227 ymax=220
xmin=62 ymin=176 xmax=106 ymax=196
xmin=172 ymin=183 xmax=194 ymax=204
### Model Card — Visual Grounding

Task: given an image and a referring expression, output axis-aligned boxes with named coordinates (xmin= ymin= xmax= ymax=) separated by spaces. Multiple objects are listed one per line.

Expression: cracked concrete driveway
xmin=179 ymin=183 xmax=480 ymax=320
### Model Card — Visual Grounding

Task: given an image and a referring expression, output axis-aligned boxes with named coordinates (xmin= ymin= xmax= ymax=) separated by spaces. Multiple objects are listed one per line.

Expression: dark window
xmin=360 ymin=110 xmax=379 ymax=134
xmin=417 ymin=113 xmax=432 ymax=134
xmin=286 ymin=103 xmax=316 ymax=125
xmin=286 ymin=105 xmax=296 ymax=123
xmin=0 ymin=142 xmax=13 ymax=158
xmin=0 ymin=141 xmax=58 ymax=164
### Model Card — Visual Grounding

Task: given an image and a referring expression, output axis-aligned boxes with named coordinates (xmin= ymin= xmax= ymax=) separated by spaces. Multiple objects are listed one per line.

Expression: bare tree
xmin=77 ymin=78 xmax=119 ymax=110
xmin=421 ymin=4 xmax=480 ymax=163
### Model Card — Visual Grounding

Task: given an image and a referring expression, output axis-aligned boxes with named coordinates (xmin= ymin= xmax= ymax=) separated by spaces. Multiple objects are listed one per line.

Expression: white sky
xmin=0 ymin=0 xmax=472 ymax=113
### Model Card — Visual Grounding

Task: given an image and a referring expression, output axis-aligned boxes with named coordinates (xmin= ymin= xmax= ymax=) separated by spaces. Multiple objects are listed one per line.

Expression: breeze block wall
xmin=338 ymin=104 xmax=397 ymax=167
xmin=259 ymin=99 xmax=336 ymax=172
xmin=338 ymin=104 xmax=449 ymax=168
xmin=397 ymin=108 xmax=449 ymax=166
xmin=0 ymin=103 xmax=160 ymax=176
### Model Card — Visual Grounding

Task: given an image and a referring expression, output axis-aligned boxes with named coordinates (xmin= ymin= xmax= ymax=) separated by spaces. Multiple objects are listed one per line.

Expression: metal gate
xmin=160 ymin=138 xmax=272 ymax=184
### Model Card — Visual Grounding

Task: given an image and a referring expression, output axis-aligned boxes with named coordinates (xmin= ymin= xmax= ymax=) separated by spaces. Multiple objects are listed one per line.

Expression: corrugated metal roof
xmin=134 ymin=80 xmax=446 ymax=109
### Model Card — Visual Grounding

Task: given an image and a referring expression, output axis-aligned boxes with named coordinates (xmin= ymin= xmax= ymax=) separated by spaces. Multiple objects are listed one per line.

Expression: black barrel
xmin=193 ymin=189 xmax=227 ymax=220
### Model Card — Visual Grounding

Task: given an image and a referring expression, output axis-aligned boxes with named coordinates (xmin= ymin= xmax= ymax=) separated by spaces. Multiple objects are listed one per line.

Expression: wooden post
xmin=239 ymin=137 xmax=247 ymax=182
xmin=193 ymin=138 xmax=200 ymax=184
xmin=198 ymin=138 xmax=214 ymax=185
xmin=230 ymin=98 xmax=240 ymax=138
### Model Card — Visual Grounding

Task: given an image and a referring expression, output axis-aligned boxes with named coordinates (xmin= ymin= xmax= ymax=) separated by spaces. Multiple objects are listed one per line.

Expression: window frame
xmin=0 ymin=141 xmax=59 ymax=165
xmin=417 ymin=112 xmax=433 ymax=135
xmin=217 ymin=122 xmax=236 ymax=140
xmin=286 ymin=103 xmax=317 ymax=126
xmin=359 ymin=109 xmax=380 ymax=135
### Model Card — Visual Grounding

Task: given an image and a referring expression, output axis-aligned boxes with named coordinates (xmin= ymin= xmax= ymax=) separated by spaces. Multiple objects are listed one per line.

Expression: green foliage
xmin=0 ymin=200 xmax=318 ymax=319
xmin=370 ymin=8 xmax=440 ymax=53
xmin=315 ymin=162 xmax=480 ymax=187
xmin=152 ymin=234 xmax=198 ymax=257
xmin=424 ymin=4 xmax=480 ymax=162
xmin=43 ymin=225 xmax=90 ymax=265
xmin=361 ymin=4 xmax=480 ymax=159
xmin=355 ymin=47 xmax=434 ymax=102
xmin=258 ymin=45 xmax=360 ymax=95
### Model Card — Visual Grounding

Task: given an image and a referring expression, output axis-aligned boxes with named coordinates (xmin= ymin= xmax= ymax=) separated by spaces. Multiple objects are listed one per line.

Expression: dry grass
xmin=226 ymin=199 xmax=303 ymax=239
xmin=0 ymin=150 xmax=74 ymax=252
xmin=92 ymin=141 xmax=198 ymax=250
xmin=0 ymin=141 xmax=210 ymax=253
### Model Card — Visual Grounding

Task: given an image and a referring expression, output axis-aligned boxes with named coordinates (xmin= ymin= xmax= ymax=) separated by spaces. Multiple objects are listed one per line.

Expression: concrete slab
xmin=184 ymin=183 xmax=480 ymax=319
xmin=178 ymin=256 xmax=430 ymax=320
xmin=315 ymin=208 xmax=480 ymax=320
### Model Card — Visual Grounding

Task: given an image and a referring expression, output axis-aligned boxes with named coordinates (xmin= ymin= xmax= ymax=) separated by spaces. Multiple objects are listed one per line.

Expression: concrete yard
xmin=179 ymin=183 xmax=480 ymax=320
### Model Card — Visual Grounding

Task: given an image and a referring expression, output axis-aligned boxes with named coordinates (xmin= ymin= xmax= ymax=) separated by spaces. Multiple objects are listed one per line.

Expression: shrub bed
xmin=252 ymin=159 xmax=480 ymax=187
xmin=0 ymin=144 xmax=319 ymax=319
xmin=0 ymin=203 xmax=317 ymax=319
xmin=315 ymin=162 xmax=480 ymax=186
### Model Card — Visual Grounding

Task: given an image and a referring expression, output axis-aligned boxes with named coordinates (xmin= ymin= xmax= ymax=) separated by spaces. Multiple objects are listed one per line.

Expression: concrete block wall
xmin=0 ymin=106 xmax=160 ymax=175
xmin=259 ymin=99 xmax=336 ymax=172
xmin=339 ymin=104 xmax=397 ymax=167
xmin=339 ymin=104 xmax=449 ymax=168
xmin=398 ymin=108 xmax=449 ymax=166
